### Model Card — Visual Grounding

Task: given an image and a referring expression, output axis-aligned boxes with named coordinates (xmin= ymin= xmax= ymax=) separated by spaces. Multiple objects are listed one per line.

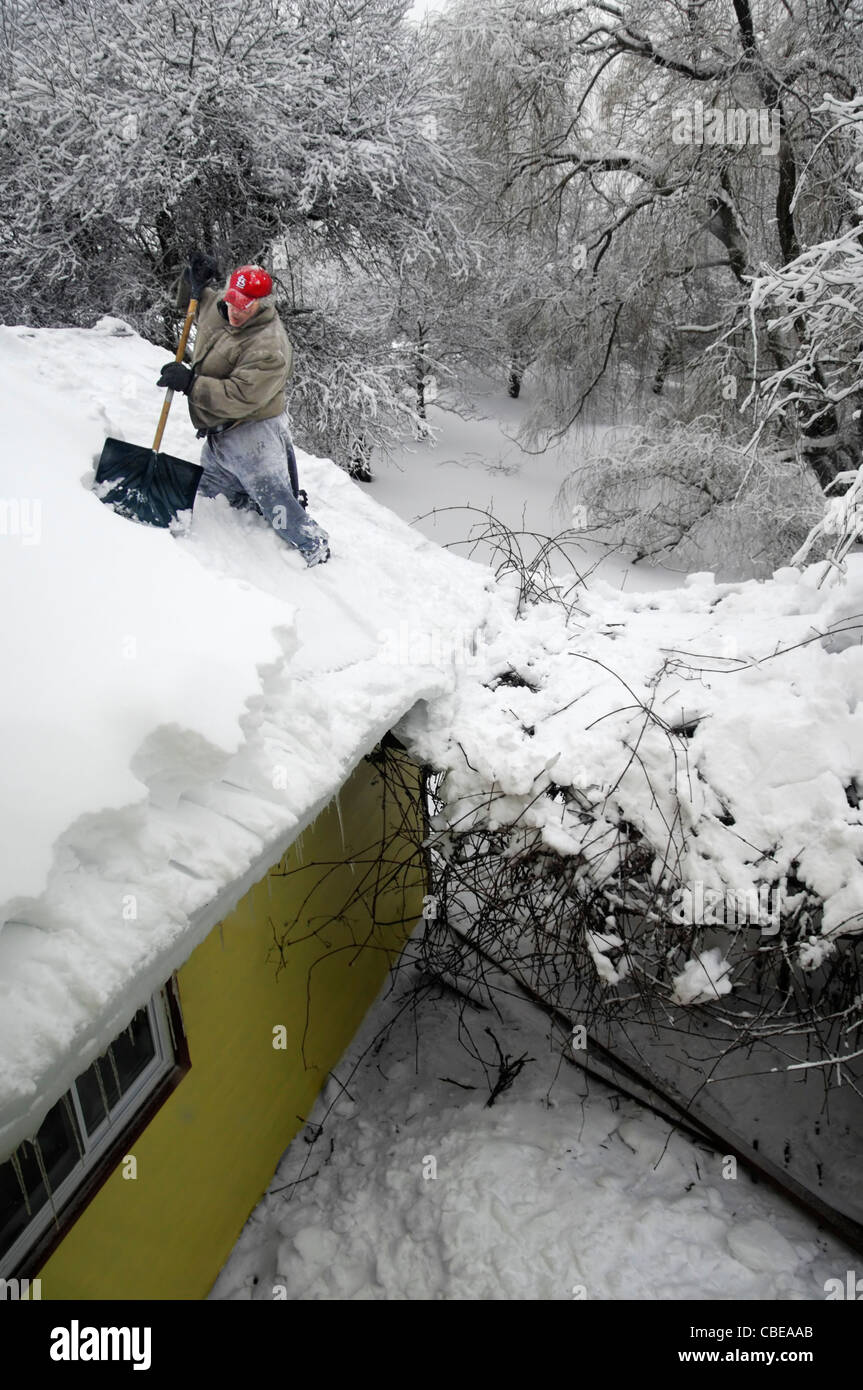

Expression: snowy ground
xmin=370 ymin=379 xmax=682 ymax=593
xmin=210 ymin=935 xmax=856 ymax=1301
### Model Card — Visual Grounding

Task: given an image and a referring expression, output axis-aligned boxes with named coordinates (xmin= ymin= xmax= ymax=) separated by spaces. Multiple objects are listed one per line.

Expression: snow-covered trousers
xmin=198 ymin=412 xmax=329 ymax=561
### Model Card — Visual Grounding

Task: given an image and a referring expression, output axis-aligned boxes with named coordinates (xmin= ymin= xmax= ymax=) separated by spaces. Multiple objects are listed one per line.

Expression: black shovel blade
xmin=94 ymin=438 xmax=203 ymax=528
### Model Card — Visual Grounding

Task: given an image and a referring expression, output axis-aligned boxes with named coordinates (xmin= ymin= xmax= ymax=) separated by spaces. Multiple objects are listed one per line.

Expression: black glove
xmin=184 ymin=250 xmax=221 ymax=299
xmin=297 ymin=488 xmax=308 ymax=510
xmin=157 ymin=361 xmax=194 ymax=393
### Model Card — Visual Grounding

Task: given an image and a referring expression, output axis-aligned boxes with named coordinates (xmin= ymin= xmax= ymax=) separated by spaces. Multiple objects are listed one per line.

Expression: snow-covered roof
xmin=0 ymin=318 xmax=495 ymax=1160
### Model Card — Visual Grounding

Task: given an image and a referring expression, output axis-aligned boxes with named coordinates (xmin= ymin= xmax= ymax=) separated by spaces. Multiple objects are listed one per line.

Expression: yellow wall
xmin=37 ymin=747 xmax=425 ymax=1299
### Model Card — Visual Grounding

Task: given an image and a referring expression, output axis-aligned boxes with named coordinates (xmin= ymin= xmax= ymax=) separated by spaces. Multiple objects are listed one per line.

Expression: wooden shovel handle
xmin=153 ymin=296 xmax=198 ymax=452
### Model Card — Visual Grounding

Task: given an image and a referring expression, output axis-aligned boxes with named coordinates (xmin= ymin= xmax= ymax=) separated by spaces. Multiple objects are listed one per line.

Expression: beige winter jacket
xmin=184 ymin=286 xmax=294 ymax=432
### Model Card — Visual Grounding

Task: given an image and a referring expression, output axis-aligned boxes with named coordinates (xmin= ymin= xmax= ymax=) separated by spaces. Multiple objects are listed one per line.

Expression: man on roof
xmin=157 ymin=251 xmax=330 ymax=567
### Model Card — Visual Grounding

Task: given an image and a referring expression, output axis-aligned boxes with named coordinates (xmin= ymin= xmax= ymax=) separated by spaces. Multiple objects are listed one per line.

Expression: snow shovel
xmin=93 ymin=298 xmax=203 ymax=527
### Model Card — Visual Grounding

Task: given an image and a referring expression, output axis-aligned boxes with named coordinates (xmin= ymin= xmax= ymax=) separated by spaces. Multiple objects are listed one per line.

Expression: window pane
xmin=0 ymin=1098 xmax=81 ymax=1261
xmin=74 ymin=1007 xmax=156 ymax=1137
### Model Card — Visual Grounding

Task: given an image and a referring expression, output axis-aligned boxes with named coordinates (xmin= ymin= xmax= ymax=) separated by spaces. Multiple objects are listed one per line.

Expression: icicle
xmin=31 ymin=1138 xmax=61 ymax=1231
xmin=10 ymin=1149 xmax=32 ymax=1217
xmin=62 ymin=1093 xmax=85 ymax=1162
xmin=106 ymin=1045 xmax=122 ymax=1102
xmin=334 ymin=792 xmax=347 ymax=856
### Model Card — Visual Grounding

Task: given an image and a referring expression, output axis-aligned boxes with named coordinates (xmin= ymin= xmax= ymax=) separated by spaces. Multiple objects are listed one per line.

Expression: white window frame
xmin=0 ymin=986 xmax=178 ymax=1278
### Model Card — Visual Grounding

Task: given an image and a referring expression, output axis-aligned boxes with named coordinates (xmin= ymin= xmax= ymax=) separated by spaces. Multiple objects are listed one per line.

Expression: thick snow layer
xmin=210 ymin=937 xmax=855 ymax=1301
xmin=397 ymin=555 xmax=863 ymax=979
xmin=0 ymin=319 xmax=495 ymax=1159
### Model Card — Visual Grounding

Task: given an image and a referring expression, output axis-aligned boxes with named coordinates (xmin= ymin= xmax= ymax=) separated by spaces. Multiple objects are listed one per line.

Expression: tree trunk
xmin=507 ymin=351 xmax=523 ymax=398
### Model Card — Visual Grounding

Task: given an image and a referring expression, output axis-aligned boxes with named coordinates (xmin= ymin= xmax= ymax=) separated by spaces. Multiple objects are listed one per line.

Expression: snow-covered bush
xmin=791 ymin=466 xmax=863 ymax=583
xmin=563 ymin=414 xmax=824 ymax=580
